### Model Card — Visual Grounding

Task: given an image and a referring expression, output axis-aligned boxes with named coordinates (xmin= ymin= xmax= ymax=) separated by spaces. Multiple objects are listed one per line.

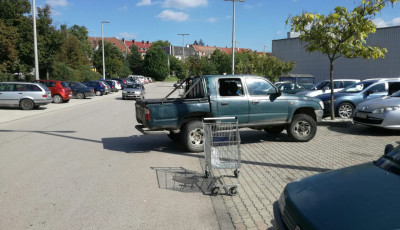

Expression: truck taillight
xmin=145 ymin=108 xmax=151 ymax=121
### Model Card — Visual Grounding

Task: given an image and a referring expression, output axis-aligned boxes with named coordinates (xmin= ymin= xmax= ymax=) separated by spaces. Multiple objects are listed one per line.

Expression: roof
xmin=193 ymin=45 xmax=252 ymax=56
xmin=124 ymin=40 xmax=153 ymax=53
xmin=88 ymin=37 xmax=127 ymax=53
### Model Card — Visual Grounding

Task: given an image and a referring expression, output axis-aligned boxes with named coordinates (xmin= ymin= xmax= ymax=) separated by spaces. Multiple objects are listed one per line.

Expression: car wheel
xmin=53 ymin=95 xmax=63 ymax=104
xmin=77 ymin=92 xmax=85 ymax=99
xmin=20 ymin=99 xmax=34 ymax=110
xmin=168 ymin=131 xmax=182 ymax=142
xmin=95 ymin=91 xmax=101 ymax=96
xmin=183 ymin=120 xmax=204 ymax=152
xmin=287 ymin=114 xmax=317 ymax=142
xmin=264 ymin=126 xmax=285 ymax=134
xmin=337 ymin=102 xmax=354 ymax=119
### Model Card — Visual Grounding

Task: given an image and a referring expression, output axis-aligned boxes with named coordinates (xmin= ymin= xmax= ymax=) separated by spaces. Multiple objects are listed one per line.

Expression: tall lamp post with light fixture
xmin=101 ymin=21 xmax=110 ymax=79
xmin=32 ymin=0 xmax=39 ymax=80
xmin=224 ymin=0 xmax=244 ymax=75
xmin=177 ymin=33 xmax=189 ymax=62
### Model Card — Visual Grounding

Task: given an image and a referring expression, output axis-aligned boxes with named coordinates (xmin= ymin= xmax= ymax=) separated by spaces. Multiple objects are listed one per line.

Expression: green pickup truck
xmin=136 ymin=75 xmax=324 ymax=152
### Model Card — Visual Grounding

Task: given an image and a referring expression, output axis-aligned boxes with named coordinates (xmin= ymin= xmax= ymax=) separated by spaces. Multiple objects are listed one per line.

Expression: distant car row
xmin=0 ymin=77 xmax=139 ymax=110
xmin=128 ymin=75 xmax=153 ymax=84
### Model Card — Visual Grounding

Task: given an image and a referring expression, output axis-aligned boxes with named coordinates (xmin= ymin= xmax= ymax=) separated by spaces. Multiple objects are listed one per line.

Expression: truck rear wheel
xmin=182 ymin=120 xmax=204 ymax=152
xmin=287 ymin=114 xmax=317 ymax=142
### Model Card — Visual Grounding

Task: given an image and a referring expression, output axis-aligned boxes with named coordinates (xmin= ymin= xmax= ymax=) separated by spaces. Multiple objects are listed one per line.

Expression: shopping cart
xmin=203 ymin=117 xmax=241 ymax=195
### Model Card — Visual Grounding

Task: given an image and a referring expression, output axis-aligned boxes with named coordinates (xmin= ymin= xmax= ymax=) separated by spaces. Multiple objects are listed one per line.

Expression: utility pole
xmin=224 ymin=0 xmax=245 ymax=75
xmin=101 ymin=21 xmax=110 ymax=79
xmin=32 ymin=0 xmax=39 ymax=80
xmin=177 ymin=34 xmax=189 ymax=62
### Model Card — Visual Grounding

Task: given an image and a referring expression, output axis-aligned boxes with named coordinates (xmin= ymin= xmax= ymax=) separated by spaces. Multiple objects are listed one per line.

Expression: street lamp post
xmin=177 ymin=33 xmax=189 ymax=62
xmin=225 ymin=0 xmax=244 ymax=75
xmin=32 ymin=0 xmax=39 ymax=80
xmin=101 ymin=21 xmax=110 ymax=79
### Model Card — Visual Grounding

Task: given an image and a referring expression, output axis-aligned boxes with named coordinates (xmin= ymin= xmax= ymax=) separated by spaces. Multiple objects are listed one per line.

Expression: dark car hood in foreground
xmin=285 ymin=163 xmax=400 ymax=230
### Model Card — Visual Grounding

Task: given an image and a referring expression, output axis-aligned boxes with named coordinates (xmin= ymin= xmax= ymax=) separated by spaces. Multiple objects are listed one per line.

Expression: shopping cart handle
xmin=203 ymin=117 xmax=237 ymax=121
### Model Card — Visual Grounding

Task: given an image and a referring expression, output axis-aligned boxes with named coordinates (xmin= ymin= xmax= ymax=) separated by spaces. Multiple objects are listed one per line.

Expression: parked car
xmin=36 ymin=80 xmax=72 ymax=103
xmin=274 ymin=82 xmax=307 ymax=94
xmin=296 ymin=79 xmax=360 ymax=97
xmin=103 ymin=80 xmax=118 ymax=92
xmin=122 ymin=83 xmax=146 ymax=100
xmin=316 ymin=79 xmax=399 ymax=119
xmin=66 ymin=81 xmax=95 ymax=99
xmin=146 ymin=77 xmax=152 ymax=83
xmin=84 ymin=81 xmax=106 ymax=96
xmin=111 ymin=78 xmax=127 ymax=89
xmin=274 ymin=143 xmax=400 ymax=230
xmin=353 ymin=81 xmax=400 ymax=130
xmin=0 ymin=82 xmax=52 ymax=110
xmin=100 ymin=81 xmax=110 ymax=94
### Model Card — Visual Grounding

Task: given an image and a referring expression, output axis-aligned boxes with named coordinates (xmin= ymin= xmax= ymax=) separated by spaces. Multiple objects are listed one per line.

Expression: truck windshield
xmin=340 ymin=81 xmax=375 ymax=93
xmin=375 ymin=145 xmax=400 ymax=175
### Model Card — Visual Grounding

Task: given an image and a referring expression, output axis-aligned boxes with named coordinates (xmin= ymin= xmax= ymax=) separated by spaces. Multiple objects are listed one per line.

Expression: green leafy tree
xmin=68 ymin=25 xmax=92 ymax=59
xmin=287 ymin=0 xmax=398 ymax=119
xmin=93 ymin=41 xmax=124 ymax=77
xmin=56 ymin=29 xmax=89 ymax=69
xmin=126 ymin=45 xmax=143 ymax=75
xmin=143 ymin=47 xmax=169 ymax=81
xmin=170 ymin=55 xmax=187 ymax=79
xmin=118 ymin=60 xmax=132 ymax=78
xmin=151 ymin=40 xmax=170 ymax=48
xmin=199 ymin=39 xmax=205 ymax=46
xmin=77 ymin=65 xmax=102 ymax=82
xmin=49 ymin=62 xmax=79 ymax=81
xmin=210 ymin=49 xmax=231 ymax=74
xmin=0 ymin=0 xmax=31 ymax=26
xmin=0 ymin=19 xmax=19 ymax=73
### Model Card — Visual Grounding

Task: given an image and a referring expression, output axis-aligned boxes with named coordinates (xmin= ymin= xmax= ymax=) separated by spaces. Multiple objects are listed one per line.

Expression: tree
xmin=193 ymin=40 xmax=198 ymax=45
xmin=210 ymin=49 xmax=231 ymax=74
xmin=126 ymin=45 xmax=143 ymax=75
xmin=151 ymin=40 xmax=170 ymax=48
xmin=118 ymin=60 xmax=132 ymax=78
xmin=93 ymin=41 xmax=124 ymax=77
xmin=68 ymin=25 xmax=92 ymax=59
xmin=199 ymin=39 xmax=205 ymax=46
xmin=0 ymin=19 xmax=19 ymax=73
xmin=0 ymin=0 xmax=31 ymax=26
xmin=287 ymin=0 xmax=398 ymax=119
xmin=56 ymin=29 xmax=89 ymax=69
xmin=143 ymin=47 xmax=169 ymax=81
xmin=49 ymin=62 xmax=79 ymax=81
xmin=170 ymin=55 xmax=187 ymax=79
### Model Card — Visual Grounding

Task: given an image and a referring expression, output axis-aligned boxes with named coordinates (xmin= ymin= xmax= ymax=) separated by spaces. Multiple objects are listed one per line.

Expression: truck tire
xmin=182 ymin=120 xmax=204 ymax=152
xmin=287 ymin=114 xmax=317 ymax=142
xmin=264 ymin=126 xmax=285 ymax=134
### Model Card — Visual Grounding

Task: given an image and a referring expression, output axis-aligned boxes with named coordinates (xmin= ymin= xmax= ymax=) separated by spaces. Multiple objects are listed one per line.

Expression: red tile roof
xmin=88 ymin=37 xmax=127 ymax=53
xmin=124 ymin=40 xmax=153 ymax=54
xmin=193 ymin=45 xmax=252 ymax=56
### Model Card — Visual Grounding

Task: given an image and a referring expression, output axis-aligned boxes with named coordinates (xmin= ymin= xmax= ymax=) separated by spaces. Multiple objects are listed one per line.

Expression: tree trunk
xmin=329 ymin=59 xmax=335 ymax=120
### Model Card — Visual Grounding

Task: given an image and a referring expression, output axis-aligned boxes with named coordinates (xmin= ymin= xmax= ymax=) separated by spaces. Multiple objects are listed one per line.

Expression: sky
xmin=36 ymin=0 xmax=400 ymax=52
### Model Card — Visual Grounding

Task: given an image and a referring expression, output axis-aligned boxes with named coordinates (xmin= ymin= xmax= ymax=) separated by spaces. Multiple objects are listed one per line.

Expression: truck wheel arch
xmin=292 ymin=107 xmax=316 ymax=122
xmin=180 ymin=112 xmax=213 ymax=129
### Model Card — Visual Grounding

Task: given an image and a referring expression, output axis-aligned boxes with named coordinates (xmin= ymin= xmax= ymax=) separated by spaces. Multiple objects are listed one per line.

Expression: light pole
xmin=225 ymin=0 xmax=244 ymax=75
xmin=32 ymin=0 xmax=39 ymax=80
xmin=177 ymin=33 xmax=189 ymax=62
xmin=101 ymin=21 xmax=110 ymax=79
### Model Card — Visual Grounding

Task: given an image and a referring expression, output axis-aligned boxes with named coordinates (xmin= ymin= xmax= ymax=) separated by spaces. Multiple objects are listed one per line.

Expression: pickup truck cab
xmin=136 ymin=75 xmax=324 ymax=152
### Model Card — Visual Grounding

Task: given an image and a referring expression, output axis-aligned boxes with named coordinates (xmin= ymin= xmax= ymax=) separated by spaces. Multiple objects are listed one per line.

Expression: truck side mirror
xmin=384 ymin=144 xmax=395 ymax=155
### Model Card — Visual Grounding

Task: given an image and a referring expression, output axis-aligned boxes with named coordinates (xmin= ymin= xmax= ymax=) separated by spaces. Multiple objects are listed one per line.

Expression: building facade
xmin=272 ymin=26 xmax=400 ymax=83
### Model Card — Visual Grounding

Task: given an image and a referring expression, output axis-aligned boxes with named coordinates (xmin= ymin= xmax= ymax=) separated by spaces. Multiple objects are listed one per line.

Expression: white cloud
xmin=118 ymin=6 xmax=128 ymax=11
xmin=373 ymin=17 xmax=400 ymax=28
xmin=50 ymin=8 xmax=61 ymax=16
xmin=163 ymin=0 xmax=207 ymax=9
xmin=119 ymin=32 xmax=137 ymax=40
xmin=46 ymin=0 xmax=68 ymax=7
xmin=137 ymin=0 xmax=152 ymax=6
xmin=157 ymin=10 xmax=189 ymax=22
xmin=206 ymin=17 xmax=217 ymax=23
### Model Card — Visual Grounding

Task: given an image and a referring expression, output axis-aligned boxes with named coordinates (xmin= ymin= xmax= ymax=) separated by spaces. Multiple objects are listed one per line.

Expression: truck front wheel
xmin=183 ymin=120 xmax=204 ymax=152
xmin=287 ymin=114 xmax=317 ymax=142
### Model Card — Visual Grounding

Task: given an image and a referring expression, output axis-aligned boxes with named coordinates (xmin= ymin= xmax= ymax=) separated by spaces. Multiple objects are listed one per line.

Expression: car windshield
xmin=314 ymin=81 xmax=329 ymax=90
xmin=126 ymin=84 xmax=142 ymax=89
xmin=375 ymin=145 xmax=400 ymax=175
xmin=340 ymin=81 xmax=375 ymax=93
xmin=60 ymin=82 xmax=69 ymax=87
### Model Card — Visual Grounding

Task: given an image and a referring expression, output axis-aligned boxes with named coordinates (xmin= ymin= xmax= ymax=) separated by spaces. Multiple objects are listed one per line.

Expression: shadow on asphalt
xmin=0 ymin=106 xmax=47 ymax=111
xmin=326 ymin=124 xmax=400 ymax=137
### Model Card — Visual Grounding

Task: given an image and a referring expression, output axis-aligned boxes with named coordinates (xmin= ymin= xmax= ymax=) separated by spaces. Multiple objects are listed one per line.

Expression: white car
xmin=296 ymin=79 xmax=360 ymax=97
xmin=113 ymin=80 xmax=122 ymax=90
xmin=353 ymin=82 xmax=400 ymax=130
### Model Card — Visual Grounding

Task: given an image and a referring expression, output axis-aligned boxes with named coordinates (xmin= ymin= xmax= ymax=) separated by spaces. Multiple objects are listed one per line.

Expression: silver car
xmin=122 ymin=83 xmax=145 ymax=100
xmin=354 ymin=82 xmax=400 ymax=130
xmin=0 ymin=82 xmax=53 ymax=110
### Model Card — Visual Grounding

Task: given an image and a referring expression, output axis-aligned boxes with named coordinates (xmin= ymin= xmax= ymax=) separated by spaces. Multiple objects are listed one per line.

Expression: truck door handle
xmin=252 ymin=100 xmax=259 ymax=104
xmin=221 ymin=102 xmax=228 ymax=105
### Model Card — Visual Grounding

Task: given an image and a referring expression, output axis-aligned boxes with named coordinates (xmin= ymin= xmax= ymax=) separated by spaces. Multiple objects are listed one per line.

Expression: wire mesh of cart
xmin=203 ymin=117 xmax=241 ymax=195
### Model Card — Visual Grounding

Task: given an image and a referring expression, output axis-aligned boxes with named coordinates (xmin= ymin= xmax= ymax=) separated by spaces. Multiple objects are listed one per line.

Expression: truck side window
xmin=246 ymin=78 xmax=275 ymax=96
xmin=219 ymin=79 xmax=243 ymax=96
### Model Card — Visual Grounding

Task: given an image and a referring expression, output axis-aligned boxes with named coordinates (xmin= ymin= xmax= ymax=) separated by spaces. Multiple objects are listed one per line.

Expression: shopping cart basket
xmin=203 ymin=117 xmax=241 ymax=195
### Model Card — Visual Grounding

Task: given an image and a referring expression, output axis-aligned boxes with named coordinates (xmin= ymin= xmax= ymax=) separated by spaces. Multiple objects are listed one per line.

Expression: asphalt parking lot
xmin=1 ymin=81 xmax=399 ymax=230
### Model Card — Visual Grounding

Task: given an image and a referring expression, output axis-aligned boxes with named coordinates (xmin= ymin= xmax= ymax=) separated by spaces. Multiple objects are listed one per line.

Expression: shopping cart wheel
xmin=211 ymin=187 xmax=219 ymax=195
xmin=205 ymin=170 xmax=210 ymax=178
xmin=229 ymin=187 xmax=237 ymax=196
xmin=234 ymin=169 xmax=239 ymax=178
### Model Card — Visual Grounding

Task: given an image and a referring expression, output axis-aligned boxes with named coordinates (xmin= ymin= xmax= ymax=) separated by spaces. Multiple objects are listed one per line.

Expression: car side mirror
xmin=384 ymin=144 xmax=395 ymax=155
xmin=275 ymin=88 xmax=282 ymax=97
